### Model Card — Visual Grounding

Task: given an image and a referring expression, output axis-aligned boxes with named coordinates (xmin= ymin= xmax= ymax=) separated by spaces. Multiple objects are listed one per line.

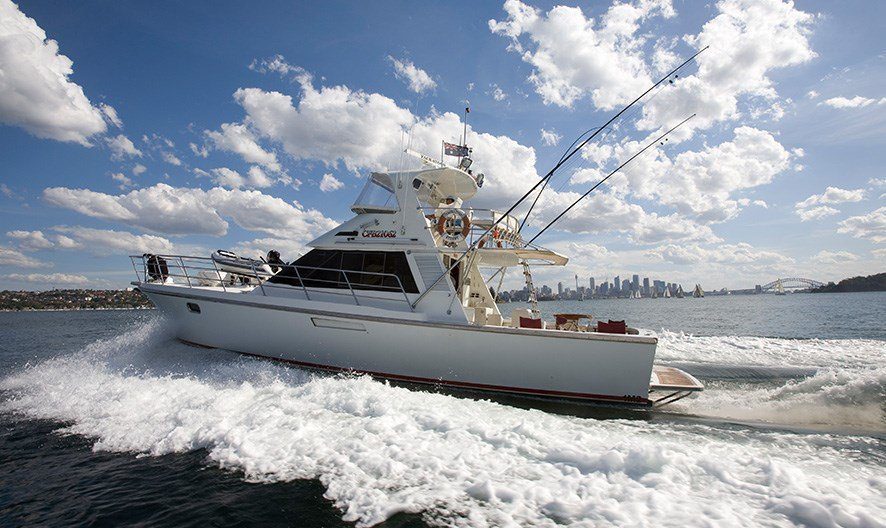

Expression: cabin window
xmin=267 ymin=250 xmax=419 ymax=294
xmin=351 ymin=173 xmax=399 ymax=213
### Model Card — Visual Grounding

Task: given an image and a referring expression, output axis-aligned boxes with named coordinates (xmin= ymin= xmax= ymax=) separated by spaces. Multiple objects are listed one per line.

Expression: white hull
xmin=142 ymin=284 xmax=658 ymax=406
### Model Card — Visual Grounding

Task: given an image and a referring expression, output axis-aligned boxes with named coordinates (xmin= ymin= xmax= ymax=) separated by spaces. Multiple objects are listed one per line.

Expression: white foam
xmin=676 ymin=366 xmax=886 ymax=431
xmin=2 ymin=320 xmax=884 ymax=527
xmin=655 ymin=331 xmax=886 ymax=371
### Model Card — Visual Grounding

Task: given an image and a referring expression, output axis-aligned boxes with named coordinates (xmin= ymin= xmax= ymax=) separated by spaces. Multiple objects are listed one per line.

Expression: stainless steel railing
xmin=420 ymin=207 xmax=526 ymax=249
xmin=129 ymin=254 xmax=414 ymax=311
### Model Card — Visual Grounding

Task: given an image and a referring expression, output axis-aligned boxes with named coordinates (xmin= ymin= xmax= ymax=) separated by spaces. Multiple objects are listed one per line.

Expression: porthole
xmin=186 ymin=302 xmax=201 ymax=314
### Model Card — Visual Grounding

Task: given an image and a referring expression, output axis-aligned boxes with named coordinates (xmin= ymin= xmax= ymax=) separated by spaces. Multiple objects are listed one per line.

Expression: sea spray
xmin=1 ymin=320 xmax=884 ymax=527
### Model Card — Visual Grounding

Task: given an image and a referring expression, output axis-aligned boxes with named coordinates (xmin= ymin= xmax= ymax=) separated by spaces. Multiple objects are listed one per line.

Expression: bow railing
xmin=129 ymin=254 xmax=414 ymax=311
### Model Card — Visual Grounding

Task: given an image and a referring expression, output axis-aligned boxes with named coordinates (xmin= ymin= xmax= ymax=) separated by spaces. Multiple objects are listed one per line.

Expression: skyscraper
xmin=557 ymin=282 xmax=563 ymax=297
xmin=589 ymin=277 xmax=595 ymax=293
xmin=632 ymin=274 xmax=639 ymax=292
xmin=643 ymin=277 xmax=650 ymax=296
xmin=613 ymin=275 xmax=621 ymax=293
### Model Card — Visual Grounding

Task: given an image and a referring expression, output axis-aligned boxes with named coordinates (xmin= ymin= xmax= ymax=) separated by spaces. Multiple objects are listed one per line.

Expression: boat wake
xmin=656 ymin=331 xmax=886 ymax=432
xmin=1 ymin=319 xmax=884 ymax=527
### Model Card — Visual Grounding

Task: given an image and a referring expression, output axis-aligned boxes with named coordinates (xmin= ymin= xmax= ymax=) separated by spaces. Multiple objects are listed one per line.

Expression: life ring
xmin=436 ymin=208 xmax=471 ymax=246
xmin=478 ymin=228 xmax=504 ymax=249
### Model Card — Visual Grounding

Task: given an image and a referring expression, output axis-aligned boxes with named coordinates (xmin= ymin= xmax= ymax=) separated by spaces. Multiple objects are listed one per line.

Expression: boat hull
xmin=142 ymin=286 xmax=658 ymax=406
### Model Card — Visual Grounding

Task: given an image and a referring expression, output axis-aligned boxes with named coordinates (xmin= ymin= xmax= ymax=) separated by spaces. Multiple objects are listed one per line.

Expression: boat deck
xmin=650 ymin=366 xmax=703 ymax=392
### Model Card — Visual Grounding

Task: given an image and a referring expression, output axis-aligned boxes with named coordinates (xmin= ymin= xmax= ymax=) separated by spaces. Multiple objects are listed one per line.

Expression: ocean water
xmin=1 ymin=293 xmax=884 ymax=527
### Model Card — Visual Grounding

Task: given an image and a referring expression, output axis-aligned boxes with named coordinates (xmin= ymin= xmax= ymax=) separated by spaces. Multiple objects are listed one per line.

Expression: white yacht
xmin=132 ymin=154 xmax=702 ymax=408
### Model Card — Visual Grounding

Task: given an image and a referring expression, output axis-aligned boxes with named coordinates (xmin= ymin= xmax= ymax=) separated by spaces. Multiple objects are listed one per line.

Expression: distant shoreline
xmin=0 ymin=307 xmax=155 ymax=313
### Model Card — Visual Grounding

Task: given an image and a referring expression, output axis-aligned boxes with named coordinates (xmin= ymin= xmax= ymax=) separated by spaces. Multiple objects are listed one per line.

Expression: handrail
xmin=422 ymin=206 xmax=525 ymax=249
xmin=129 ymin=254 xmax=414 ymax=311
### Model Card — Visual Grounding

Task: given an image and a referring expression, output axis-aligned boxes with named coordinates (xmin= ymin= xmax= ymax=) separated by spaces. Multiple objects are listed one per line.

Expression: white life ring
xmin=436 ymin=208 xmax=471 ymax=246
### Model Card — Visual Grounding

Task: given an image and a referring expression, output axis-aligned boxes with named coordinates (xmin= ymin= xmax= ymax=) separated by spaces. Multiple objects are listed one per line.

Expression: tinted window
xmin=268 ymin=250 xmax=418 ymax=294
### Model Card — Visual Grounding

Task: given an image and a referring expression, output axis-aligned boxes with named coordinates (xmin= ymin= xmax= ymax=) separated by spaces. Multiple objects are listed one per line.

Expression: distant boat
xmin=651 ymin=289 xmax=658 ymax=298
xmin=663 ymin=287 xmax=671 ymax=298
xmin=631 ymin=290 xmax=641 ymax=299
xmin=675 ymin=285 xmax=685 ymax=298
xmin=774 ymin=279 xmax=786 ymax=295
xmin=693 ymin=284 xmax=704 ymax=298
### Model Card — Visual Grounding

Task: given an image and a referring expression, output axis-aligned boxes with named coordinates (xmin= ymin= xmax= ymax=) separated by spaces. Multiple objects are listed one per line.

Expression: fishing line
xmin=518 ymin=56 xmax=700 ymax=230
xmin=526 ymin=113 xmax=695 ymax=246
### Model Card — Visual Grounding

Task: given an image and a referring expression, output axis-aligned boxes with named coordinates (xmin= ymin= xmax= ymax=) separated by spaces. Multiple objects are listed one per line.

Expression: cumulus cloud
xmin=105 ymin=134 xmax=142 ymax=159
xmin=648 ymin=242 xmax=792 ymax=265
xmin=837 ymin=207 xmax=886 ymax=243
xmin=51 ymin=226 xmax=177 ymax=255
xmin=796 ymin=187 xmax=865 ymax=207
xmin=6 ymin=229 xmax=53 ymax=250
xmin=387 ymin=56 xmax=436 ymax=94
xmin=492 ymin=0 xmax=815 ymax=138
xmin=489 ymin=0 xmax=674 ymax=109
xmin=208 ymin=167 xmax=274 ymax=189
xmin=233 ymin=72 xmax=543 ymax=203
xmin=319 ymin=173 xmax=344 ymax=192
xmin=638 ymin=0 xmax=816 ymax=132
xmin=820 ymin=96 xmax=886 ymax=109
xmin=0 ymin=244 xmax=48 ymax=267
xmin=0 ymin=0 xmax=108 ymax=145
xmin=811 ymin=250 xmax=858 ymax=264
xmin=7 ymin=226 xmax=179 ymax=255
xmin=577 ymin=126 xmax=795 ymax=223
xmin=234 ymin=75 xmax=413 ymax=172
xmin=132 ymin=163 xmax=147 ymax=176
xmin=795 ymin=186 xmax=865 ymax=221
xmin=216 ymin=66 xmax=716 ymax=244
xmin=205 ymin=122 xmax=281 ymax=172
xmin=249 ymin=54 xmax=306 ymax=79
xmin=529 ymin=190 xmax=719 ymax=245
xmin=796 ymin=205 xmax=838 ymax=222
xmin=111 ymin=172 xmax=134 ymax=190
xmin=0 ymin=272 xmax=88 ymax=284
xmin=42 ymin=183 xmax=337 ymax=241
xmin=540 ymin=128 xmax=561 ymax=146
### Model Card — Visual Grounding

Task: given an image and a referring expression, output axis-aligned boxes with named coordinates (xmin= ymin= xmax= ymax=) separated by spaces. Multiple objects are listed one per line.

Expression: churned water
xmin=1 ymin=293 xmax=884 ymax=527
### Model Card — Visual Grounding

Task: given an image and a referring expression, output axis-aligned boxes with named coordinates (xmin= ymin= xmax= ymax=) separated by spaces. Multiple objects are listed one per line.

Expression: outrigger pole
xmin=525 ymin=114 xmax=695 ymax=246
xmin=411 ymin=47 xmax=708 ymax=309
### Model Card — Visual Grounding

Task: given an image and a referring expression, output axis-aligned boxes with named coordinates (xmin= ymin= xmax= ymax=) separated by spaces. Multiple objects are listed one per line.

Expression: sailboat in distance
xmin=693 ymin=284 xmax=704 ymax=298
xmin=774 ymin=279 xmax=786 ymax=295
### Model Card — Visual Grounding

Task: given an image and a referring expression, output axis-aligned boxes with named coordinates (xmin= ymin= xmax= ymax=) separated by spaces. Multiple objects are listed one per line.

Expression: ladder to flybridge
xmin=521 ymin=260 xmax=540 ymax=317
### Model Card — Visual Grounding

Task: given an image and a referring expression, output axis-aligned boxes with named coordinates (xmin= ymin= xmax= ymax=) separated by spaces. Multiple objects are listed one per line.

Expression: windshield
xmin=351 ymin=172 xmax=399 ymax=213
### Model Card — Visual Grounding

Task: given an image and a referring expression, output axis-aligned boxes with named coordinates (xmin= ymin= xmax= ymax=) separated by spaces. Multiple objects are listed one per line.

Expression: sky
xmin=0 ymin=0 xmax=884 ymax=292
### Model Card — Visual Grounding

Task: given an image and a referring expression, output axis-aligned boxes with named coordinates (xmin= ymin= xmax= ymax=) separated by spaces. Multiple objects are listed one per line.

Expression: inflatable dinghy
xmin=211 ymin=250 xmax=277 ymax=280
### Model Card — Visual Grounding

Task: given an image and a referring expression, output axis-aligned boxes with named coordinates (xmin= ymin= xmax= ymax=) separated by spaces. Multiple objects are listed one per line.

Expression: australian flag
xmin=443 ymin=141 xmax=469 ymax=157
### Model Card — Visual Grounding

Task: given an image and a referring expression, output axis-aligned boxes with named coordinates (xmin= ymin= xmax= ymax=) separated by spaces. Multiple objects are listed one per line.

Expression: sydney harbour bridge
xmin=759 ymin=278 xmax=825 ymax=292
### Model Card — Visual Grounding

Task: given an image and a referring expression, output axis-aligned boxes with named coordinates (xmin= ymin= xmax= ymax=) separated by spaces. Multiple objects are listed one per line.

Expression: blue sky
xmin=0 ymin=0 xmax=884 ymax=291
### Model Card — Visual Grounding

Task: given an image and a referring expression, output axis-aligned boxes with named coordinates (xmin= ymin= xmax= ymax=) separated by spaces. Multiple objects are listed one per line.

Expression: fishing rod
xmin=518 ymin=46 xmax=710 ymax=232
xmin=518 ymin=126 xmax=603 ymax=233
xmin=526 ymin=114 xmax=695 ymax=246
xmin=410 ymin=47 xmax=708 ymax=308
xmin=515 ymin=46 xmax=708 ymax=229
